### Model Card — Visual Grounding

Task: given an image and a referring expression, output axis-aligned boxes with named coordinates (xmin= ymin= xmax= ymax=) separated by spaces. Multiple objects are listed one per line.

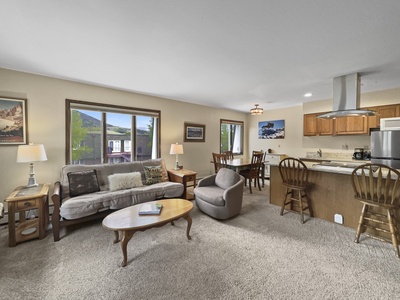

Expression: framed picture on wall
xmin=184 ymin=122 xmax=205 ymax=142
xmin=258 ymin=119 xmax=285 ymax=139
xmin=0 ymin=97 xmax=28 ymax=145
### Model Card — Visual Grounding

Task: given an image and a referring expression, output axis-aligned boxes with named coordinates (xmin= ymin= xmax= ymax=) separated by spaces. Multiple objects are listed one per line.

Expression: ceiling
xmin=1 ymin=1 xmax=400 ymax=113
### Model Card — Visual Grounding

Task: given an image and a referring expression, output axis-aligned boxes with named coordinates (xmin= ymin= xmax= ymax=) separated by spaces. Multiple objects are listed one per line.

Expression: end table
xmin=5 ymin=183 xmax=50 ymax=247
xmin=167 ymin=169 xmax=197 ymax=200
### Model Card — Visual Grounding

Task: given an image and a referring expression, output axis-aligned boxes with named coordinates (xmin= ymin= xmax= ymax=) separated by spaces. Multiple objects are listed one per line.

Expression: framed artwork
xmin=258 ymin=119 xmax=285 ymax=139
xmin=0 ymin=97 xmax=28 ymax=145
xmin=184 ymin=122 xmax=205 ymax=142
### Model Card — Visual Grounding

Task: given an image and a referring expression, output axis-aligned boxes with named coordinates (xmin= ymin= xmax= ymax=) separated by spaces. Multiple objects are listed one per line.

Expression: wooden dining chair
xmin=253 ymin=150 xmax=266 ymax=187
xmin=212 ymin=153 xmax=227 ymax=173
xmin=351 ymin=163 xmax=400 ymax=258
xmin=278 ymin=157 xmax=313 ymax=223
xmin=239 ymin=152 xmax=264 ymax=194
xmin=224 ymin=150 xmax=234 ymax=160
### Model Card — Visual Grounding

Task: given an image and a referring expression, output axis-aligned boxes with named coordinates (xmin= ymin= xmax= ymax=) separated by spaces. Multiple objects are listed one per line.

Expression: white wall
xmin=0 ymin=68 xmax=247 ymax=204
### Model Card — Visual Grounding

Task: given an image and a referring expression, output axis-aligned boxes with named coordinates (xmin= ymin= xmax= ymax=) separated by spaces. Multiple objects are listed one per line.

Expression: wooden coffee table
xmin=102 ymin=199 xmax=193 ymax=267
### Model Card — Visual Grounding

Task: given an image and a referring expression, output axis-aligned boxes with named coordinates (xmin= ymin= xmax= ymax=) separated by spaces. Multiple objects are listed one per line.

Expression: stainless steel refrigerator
xmin=371 ymin=130 xmax=400 ymax=169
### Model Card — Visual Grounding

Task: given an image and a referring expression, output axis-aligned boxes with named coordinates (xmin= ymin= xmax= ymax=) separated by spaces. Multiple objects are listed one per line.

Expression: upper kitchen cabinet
xmin=317 ymin=117 xmax=334 ymax=135
xmin=303 ymin=113 xmax=318 ymax=136
xmin=367 ymin=104 xmax=400 ymax=129
xmin=303 ymin=113 xmax=334 ymax=136
xmin=334 ymin=115 xmax=368 ymax=135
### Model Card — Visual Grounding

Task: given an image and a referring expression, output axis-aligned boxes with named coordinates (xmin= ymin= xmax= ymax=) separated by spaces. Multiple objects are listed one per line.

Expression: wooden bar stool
xmin=351 ymin=163 xmax=400 ymax=258
xmin=278 ymin=157 xmax=313 ymax=223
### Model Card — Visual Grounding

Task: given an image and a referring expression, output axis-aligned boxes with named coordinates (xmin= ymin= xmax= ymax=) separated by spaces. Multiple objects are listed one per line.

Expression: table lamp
xmin=17 ymin=143 xmax=48 ymax=187
xmin=170 ymin=143 xmax=184 ymax=170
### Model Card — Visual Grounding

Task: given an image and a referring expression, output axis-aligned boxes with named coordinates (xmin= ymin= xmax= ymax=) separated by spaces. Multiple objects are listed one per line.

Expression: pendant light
xmin=250 ymin=104 xmax=263 ymax=115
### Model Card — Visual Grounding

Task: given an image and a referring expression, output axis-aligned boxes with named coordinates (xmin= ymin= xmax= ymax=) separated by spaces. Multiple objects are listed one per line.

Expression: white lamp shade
xmin=17 ymin=144 xmax=48 ymax=163
xmin=170 ymin=143 xmax=184 ymax=155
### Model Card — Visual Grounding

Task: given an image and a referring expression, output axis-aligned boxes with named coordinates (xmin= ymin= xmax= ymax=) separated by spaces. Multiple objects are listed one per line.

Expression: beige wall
xmin=248 ymin=88 xmax=400 ymax=158
xmin=0 ymin=68 xmax=247 ymax=204
xmin=1 ymin=67 xmax=400 ymax=208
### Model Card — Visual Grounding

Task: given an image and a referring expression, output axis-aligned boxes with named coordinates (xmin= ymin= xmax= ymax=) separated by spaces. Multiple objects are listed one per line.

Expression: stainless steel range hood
xmin=317 ymin=73 xmax=377 ymax=119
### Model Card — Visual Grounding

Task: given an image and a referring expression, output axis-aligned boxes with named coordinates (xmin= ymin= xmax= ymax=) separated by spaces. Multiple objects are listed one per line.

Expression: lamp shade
xmin=17 ymin=144 xmax=48 ymax=163
xmin=170 ymin=143 xmax=184 ymax=155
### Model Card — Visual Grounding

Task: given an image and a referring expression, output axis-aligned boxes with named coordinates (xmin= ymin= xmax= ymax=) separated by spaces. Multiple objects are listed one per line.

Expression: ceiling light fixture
xmin=250 ymin=104 xmax=263 ymax=115
xmin=304 ymin=93 xmax=312 ymax=97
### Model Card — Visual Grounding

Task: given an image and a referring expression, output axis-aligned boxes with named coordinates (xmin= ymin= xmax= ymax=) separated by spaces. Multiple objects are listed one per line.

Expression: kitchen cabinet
xmin=367 ymin=104 xmax=400 ymax=129
xmin=303 ymin=113 xmax=318 ymax=136
xmin=317 ymin=118 xmax=334 ymax=135
xmin=304 ymin=103 xmax=399 ymax=136
xmin=303 ymin=113 xmax=333 ymax=136
xmin=334 ymin=115 xmax=368 ymax=135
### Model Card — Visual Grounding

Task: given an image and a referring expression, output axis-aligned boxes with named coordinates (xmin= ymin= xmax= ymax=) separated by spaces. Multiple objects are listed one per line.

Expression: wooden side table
xmin=167 ymin=169 xmax=197 ymax=200
xmin=5 ymin=183 xmax=50 ymax=247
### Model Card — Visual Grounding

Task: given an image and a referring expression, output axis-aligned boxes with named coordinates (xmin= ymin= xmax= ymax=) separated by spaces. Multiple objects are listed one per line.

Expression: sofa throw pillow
xmin=67 ymin=169 xmax=100 ymax=197
xmin=144 ymin=165 xmax=164 ymax=185
xmin=108 ymin=172 xmax=143 ymax=191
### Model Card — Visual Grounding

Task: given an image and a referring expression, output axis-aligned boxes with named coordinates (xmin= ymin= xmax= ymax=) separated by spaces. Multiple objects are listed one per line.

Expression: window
xmin=66 ymin=99 xmax=160 ymax=165
xmin=220 ymin=119 xmax=244 ymax=155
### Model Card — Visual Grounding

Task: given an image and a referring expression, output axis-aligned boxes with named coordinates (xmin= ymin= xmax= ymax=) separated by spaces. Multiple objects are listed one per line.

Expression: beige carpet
xmin=1 ymin=183 xmax=400 ymax=300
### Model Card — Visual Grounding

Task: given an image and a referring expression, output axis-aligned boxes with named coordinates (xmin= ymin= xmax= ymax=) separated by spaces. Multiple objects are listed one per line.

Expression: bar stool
xmin=278 ymin=157 xmax=313 ymax=223
xmin=351 ymin=163 xmax=400 ymax=258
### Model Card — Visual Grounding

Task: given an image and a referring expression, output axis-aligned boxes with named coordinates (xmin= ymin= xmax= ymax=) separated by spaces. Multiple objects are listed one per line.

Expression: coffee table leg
xmin=113 ymin=231 xmax=120 ymax=243
xmin=120 ymin=230 xmax=134 ymax=267
xmin=183 ymin=214 xmax=192 ymax=240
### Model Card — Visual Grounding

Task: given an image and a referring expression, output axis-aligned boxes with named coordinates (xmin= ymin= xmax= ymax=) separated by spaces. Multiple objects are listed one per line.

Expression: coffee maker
xmin=353 ymin=148 xmax=364 ymax=160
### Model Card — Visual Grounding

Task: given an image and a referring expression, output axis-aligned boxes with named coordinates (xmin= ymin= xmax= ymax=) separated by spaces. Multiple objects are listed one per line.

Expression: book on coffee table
xmin=138 ymin=203 xmax=163 ymax=215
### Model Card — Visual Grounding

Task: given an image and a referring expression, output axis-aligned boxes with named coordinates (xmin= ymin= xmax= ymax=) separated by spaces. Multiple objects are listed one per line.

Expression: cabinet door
xmin=317 ymin=118 xmax=334 ymax=135
xmin=303 ymin=114 xmax=317 ymax=136
xmin=368 ymin=104 xmax=399 ymax=129
xmin=334 ymin=116 xmax=368 ymax=135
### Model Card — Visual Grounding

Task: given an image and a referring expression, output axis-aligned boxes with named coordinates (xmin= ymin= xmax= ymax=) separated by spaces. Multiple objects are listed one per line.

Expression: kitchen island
xmin=269 ymin=161 xmax=365 ymax=229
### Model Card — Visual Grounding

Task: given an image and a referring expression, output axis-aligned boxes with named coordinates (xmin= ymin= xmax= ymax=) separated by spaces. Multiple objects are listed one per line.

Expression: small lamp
xmin=17 ymin=143 xmax=48 ymax=187
xmin=170 ymin=143 xmax=184 ymax=170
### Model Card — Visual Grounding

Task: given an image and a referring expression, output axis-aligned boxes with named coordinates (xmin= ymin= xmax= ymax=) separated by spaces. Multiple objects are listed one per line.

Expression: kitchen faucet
xmin=317 ymin=149 xmax=322 ymax=157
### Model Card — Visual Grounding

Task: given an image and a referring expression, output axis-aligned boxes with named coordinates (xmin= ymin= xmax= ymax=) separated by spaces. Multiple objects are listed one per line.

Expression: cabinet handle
xmin=24 ymin=202 xmax=31 ymax=207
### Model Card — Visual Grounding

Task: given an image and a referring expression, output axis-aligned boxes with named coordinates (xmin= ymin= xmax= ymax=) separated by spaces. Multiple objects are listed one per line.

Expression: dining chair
xmin=239 ymin=152 xmax=264 ymax=194
xmin=212 ymin=152 xmax=227 ymax=173
xmin=278 ymin=157 xmax=313 ymax=223
xmin=253 ymin=150 xmax=266 ymax=187
xmin=351 ymin=163 xmax=400 ymax=258
xmin=224 ymin=150 xmax=234 ymax=160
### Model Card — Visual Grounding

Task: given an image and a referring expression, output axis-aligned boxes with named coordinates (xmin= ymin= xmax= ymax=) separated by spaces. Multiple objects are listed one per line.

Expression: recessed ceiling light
xmin=304 ymin=93 xmax=313 ymax=97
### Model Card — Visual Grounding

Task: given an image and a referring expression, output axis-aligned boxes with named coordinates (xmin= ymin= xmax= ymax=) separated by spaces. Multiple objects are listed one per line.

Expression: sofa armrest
xmin=197 ymin=174 xmax=216 ymax=187
xmin=51 ymin=181 xmax=62 ymax=241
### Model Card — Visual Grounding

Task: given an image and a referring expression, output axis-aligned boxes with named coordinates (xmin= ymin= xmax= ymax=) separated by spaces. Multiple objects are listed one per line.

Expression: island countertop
xmin=269 ymin=164 xmax=399 ymax=232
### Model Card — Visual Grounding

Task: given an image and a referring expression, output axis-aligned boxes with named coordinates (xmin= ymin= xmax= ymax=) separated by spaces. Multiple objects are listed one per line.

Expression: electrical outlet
xmin=334 ymin=213 xmax=343 ymax=224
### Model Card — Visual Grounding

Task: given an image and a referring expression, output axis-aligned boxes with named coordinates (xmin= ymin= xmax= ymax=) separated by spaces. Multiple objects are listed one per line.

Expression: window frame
xmin=220 ymin=119 xmax=244 ymax=155
xmin=66 ymin=99 xmax=161 ymax=164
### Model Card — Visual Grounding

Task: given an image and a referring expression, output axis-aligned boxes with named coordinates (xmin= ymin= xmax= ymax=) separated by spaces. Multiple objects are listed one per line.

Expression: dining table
xmin=226 ymin=158 xmax=267 ymax=187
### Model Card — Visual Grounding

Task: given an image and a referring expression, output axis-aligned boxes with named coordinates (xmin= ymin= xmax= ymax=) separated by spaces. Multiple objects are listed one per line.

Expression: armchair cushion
xmin=215 ymin=168 xmax=241 ymax=189
xmin=192 ymin=186 xmax=225 ymax=206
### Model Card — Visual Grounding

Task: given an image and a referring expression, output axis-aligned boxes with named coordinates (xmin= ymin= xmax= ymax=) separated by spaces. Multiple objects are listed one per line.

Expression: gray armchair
xmin=194 ymin=168 xmax=245 ymax=219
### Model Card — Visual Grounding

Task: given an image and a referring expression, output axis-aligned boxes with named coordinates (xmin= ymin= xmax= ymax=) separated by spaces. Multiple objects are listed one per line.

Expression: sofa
xmin=194 ymin=168 xmax=245 ymax=220
xmin=51 ymin=158 xmax=184 ymax=241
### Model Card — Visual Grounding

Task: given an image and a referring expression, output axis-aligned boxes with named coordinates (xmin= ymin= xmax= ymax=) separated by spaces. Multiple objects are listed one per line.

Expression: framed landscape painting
xmin=258 ymin=119 xmax=285 ymax=139
xmin=0 ymin=97 xmax=28 ymax=145
xmin=184 ymin=122 xmax=205 ymax=142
